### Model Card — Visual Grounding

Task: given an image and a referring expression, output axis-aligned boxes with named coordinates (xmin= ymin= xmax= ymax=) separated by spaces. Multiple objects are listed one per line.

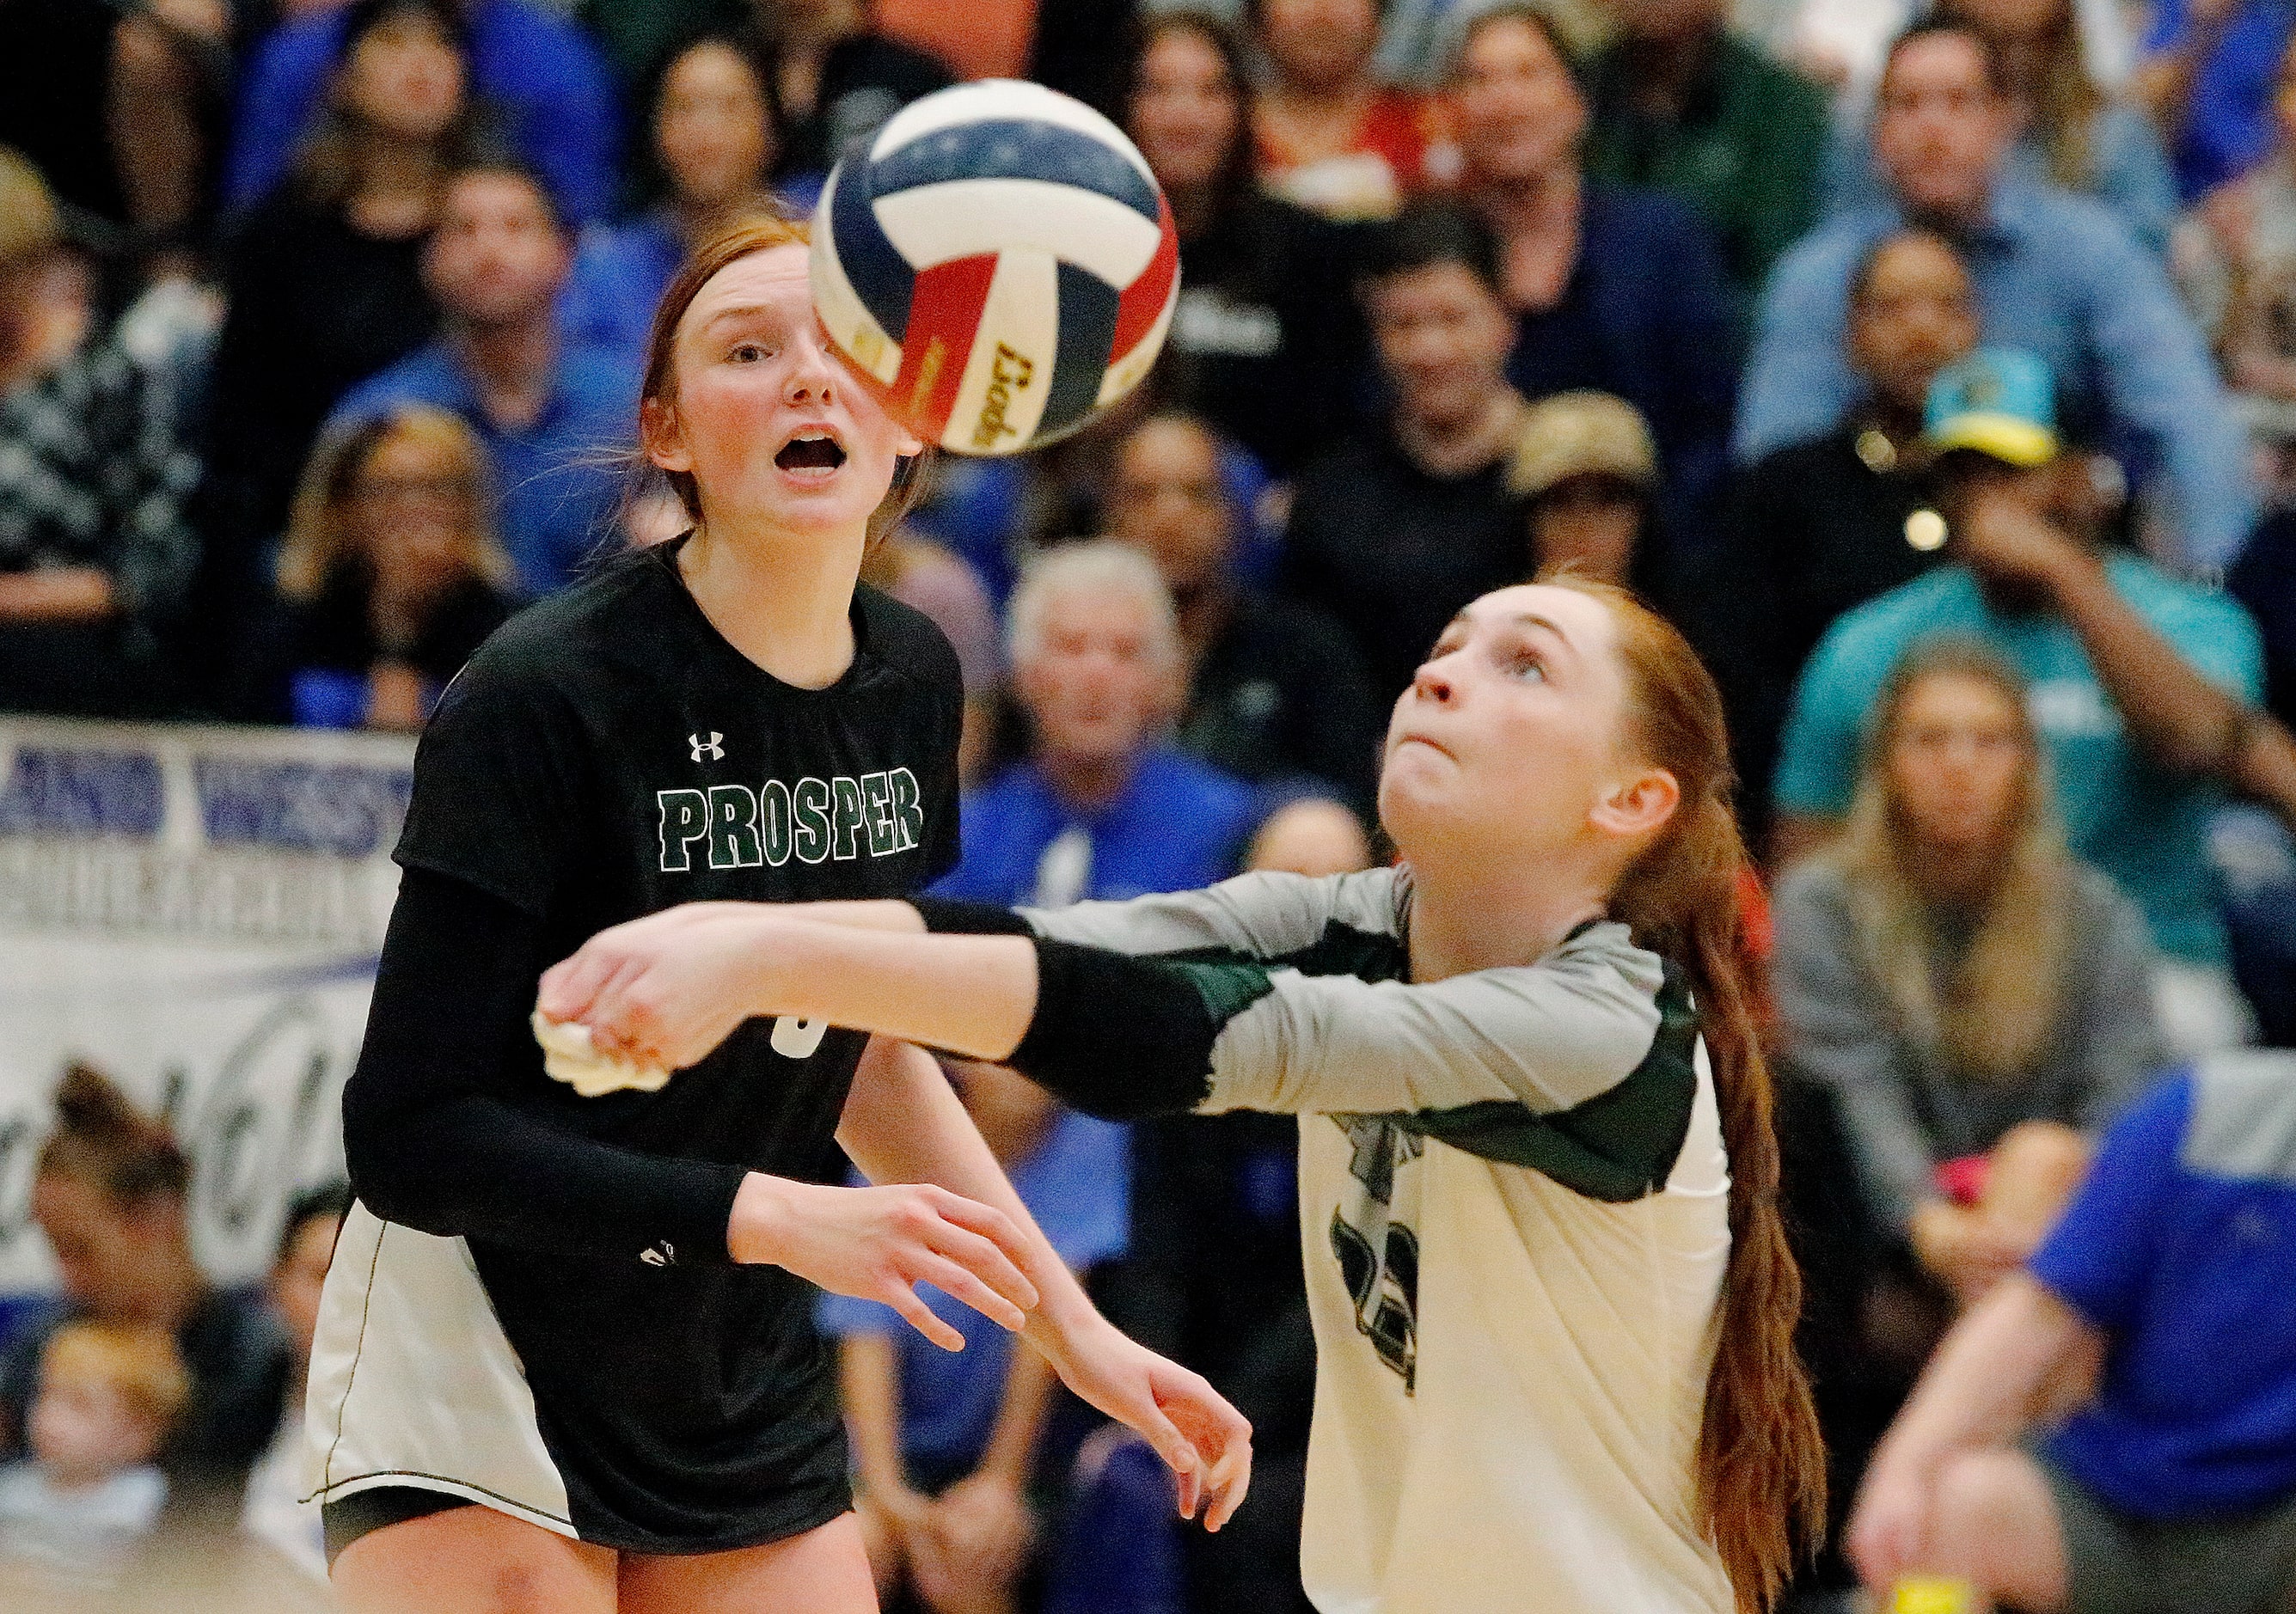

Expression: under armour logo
xmin=689 ymin=732 xmax=724 ymax=763
xmin=640 ymin=1240 xmax=675 ymax=1268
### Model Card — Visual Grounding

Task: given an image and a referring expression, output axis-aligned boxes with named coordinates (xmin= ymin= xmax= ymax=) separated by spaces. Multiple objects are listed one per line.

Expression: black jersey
xmin=306 ymin=535 xmax=962 ymax=1553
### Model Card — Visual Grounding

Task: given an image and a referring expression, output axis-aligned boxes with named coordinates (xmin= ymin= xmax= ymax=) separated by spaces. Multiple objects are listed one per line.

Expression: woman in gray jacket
xmin=1773 ymin=638 xmax=2165 ymax=1309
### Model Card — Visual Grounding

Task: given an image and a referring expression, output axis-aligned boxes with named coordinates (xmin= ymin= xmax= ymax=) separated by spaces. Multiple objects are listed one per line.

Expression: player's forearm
xmin=758 ymin=922 xmax=1038 ymax=1061
xmin=1869 ymin=1274 xmax=2092 ymax=1476
xmin=838 ymin=1038 xmax=1102 ymax=1344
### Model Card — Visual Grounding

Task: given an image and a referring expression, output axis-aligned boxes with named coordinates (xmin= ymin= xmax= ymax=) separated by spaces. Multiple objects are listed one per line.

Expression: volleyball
xmin=808 ymin=79 xmax=1180 ymax=456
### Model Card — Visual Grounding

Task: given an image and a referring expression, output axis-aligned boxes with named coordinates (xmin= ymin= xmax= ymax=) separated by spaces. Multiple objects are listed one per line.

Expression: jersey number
xmin=770 ymin=1017 xmax=827 ymax=1060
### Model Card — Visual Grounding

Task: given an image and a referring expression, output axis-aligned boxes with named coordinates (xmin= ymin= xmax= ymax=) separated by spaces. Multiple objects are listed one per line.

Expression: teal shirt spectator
xmin=1736 ymin=175 xmax=2257 ymax=570
xmin=1773 ymin=555 xmax=2263 ymax=964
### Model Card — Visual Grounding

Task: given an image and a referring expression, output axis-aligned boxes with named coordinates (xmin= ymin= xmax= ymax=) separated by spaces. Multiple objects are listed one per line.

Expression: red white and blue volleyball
xmin=809 ymin=79 xmax=1181 ymax=456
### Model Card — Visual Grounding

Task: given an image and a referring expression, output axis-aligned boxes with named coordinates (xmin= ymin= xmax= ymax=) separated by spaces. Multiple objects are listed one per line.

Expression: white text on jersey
xmin=657 ymin=769 xmax=925 ymax=872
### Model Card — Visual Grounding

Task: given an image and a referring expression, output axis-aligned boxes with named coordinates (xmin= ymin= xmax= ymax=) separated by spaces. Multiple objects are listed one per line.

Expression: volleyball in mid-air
xmin=809 ymin=79 xmax=1180 ymax=457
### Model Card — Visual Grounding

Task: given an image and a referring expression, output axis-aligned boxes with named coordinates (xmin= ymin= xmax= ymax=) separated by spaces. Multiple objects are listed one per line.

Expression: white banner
xmin=0 ymin=716 xmax=414 ymax=1297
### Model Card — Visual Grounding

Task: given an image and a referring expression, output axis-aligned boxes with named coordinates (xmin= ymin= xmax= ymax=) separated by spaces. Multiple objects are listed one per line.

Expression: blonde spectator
xmin=0 ymin=1322 xmax=188 ymax=1589
xmin=239 ymin=406 xmax=517 ymax=730
xmin=1773 ymin=639 xmax=2165 ymax=1307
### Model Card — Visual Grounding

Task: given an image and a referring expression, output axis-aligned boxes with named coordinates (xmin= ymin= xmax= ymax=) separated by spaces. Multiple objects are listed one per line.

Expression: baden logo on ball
xmin=810 ymin=79 xmax=1181 ymax=456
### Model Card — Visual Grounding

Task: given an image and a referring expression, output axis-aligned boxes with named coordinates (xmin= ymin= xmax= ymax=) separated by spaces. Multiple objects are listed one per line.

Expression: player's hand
xmin=1038 ymin=1317 xmax=1252 ymax=1530
xmin=1844 ymin=1447 xmax=1937 ymax=1592
xmin=727 ymin=1173 xmax=1040 ymax=1350
xmin=915 ymin=1472 xmax=1036 ymax=1603
xmin=538 ymin=903 xmax=793 ymax=1071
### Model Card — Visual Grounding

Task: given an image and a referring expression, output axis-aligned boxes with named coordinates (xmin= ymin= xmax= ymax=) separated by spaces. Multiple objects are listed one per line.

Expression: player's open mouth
xmin=775 ymin=433 xmax=847 ymax=473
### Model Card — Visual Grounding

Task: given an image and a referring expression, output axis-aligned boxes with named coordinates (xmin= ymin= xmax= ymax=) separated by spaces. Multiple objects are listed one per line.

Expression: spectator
xmin=934 ymin=541 xmax=1258 ymax=908
xmin=1846 ymin=1050 xmax=2296 ymax=1614
xmin=328 ymin=156 xmax=634 ymax=597
xmin=1244 ymin=793 xmax=1375 ymax=877
xmin=237 ymin=1183 xmax=350 ymax=1585
xmin=860 ymin=527 xmax=1002 ymax=783
xmin=1711 ymin=226 xmax=1976 ymax=831
xmin=1446 ymin=3 xmax=1740 ymax=542
xmin=236 ymin=406 xmax=517 ymax=728
xmin=1249 ymin=0 xmax=1454 ymax=222
xmin=1106 ymin=410 xmax=1384 ymax=813
xmin=1774 ymin=639 xmax=2163 ymax=1306
xmin=2175 ymin=32 xmax=2296 ymax=505
xmin=823 ymin=1059 xmax=1127 ymax=1614
xmin=876 ymin=0 xmax=1038 ymax=81
xmin=1828 ymin=0 xmax=2177 ymax=258
xmin=1738 ymin=21 xmax=2256 ymax=572
xmin=2134 ymin=0 xmax=2294 ymax=199
xmin=1506 ymin=388 xmax=1671 ymax=599
xmin=753 ymin=0 xmax=952 ymax=190
xmin=0 ymin=1066 xmax=289 ymax=1499
xmin=107 ymin=0 xmax=236 ymax=275
xmin=0 ymin=1322 xmax=187 ymax=1590
xmin=225 ymin=0 xmax=620 ymax=225
xmin=1281 ymin=201 xmax=1534 ymax=700
xmin=197 ymin=0 xmax=474 ymax=671
xmin=1773 ymin=348 xmax=2265 ymax=1056
xmin=1121 ymin=10 xmax=1370 ymax=474
xmin=565 ymin=32 xmax=784 ymax=364
xmin=0 ymin=150 xmax=200 ymax=718
xmin=1582 ymin=0 xmax=1832 ymax=309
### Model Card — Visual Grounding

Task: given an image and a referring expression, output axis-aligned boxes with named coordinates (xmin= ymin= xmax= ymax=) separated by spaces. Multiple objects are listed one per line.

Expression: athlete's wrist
xmin=726 ymin=1171 xmax=799 ymax=1264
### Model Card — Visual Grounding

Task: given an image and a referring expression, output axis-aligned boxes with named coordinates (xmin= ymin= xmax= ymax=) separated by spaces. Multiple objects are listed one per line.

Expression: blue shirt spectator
xmin=817 ymin=1110 xmax=1130 ymax=1483
xmin=325 ymin=160 xmax=635 ymax=597
xmin=226 ymin=0 xmax=619 ymax=225
xmin=2142 ymin=0 xmax=2296 ymax=198
xmin=2031 ymin=1056 xmax=2296 ymax=1517
xmin=560 ymin=212 xmax=683 ymax=367
xmin=1775 ymin=554 xmax=2261 ymax=967
xmin=1740 ymin=24 xmax=2256 ymax=570
xmin=935 ymin=542 xmax=1260 ymax=908
xmin=936 ymin=749 xmax=1258 ymax=909
xmin=329 ymin=342 xmax=632 ymax=599
xmin=1825 ymin=99 xmax=2180 ymax=259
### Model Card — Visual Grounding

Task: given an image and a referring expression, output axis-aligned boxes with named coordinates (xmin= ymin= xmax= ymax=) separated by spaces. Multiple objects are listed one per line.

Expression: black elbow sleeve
xmin=1002 ymin=939 xmax=1225 ymax=1121
xmin=910 ymin=896 xmax=1035 ymax=935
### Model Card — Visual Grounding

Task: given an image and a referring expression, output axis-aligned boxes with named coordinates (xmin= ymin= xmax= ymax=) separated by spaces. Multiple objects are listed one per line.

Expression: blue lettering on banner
xmin=0 ymin=748 xmax=164 ymax=838
xmin=196 ymin=761 xmax=414 ymax=857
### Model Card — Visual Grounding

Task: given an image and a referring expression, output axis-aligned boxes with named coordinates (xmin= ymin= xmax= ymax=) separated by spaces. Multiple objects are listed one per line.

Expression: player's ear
xmin=642 ymin=396 xmax=693 ymax=475
xmin=1589 ymin=767 xmax=1680 ymax=843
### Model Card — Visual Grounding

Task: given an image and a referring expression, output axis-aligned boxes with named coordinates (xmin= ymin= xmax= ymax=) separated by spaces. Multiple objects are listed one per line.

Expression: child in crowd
xmin=822 ymin=1060 xmax=1130 ymax=1614
xmin=239 ymin=1185 xmax=352 ymax=1584
xmin=0 ymin=1321 xmax=187 ymax=1588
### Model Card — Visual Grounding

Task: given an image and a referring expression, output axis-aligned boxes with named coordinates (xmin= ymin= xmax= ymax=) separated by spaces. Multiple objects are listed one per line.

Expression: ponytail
xmin=38 ymin=1063 xmax=188 ymax=1207
xmin=1547 ymin=576 xmax=1827 ymax=1611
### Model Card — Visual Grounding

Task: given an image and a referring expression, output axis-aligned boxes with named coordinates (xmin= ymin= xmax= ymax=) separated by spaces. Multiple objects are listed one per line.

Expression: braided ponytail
xmin=1546 ymin=576 xmax=1827 ymax=1611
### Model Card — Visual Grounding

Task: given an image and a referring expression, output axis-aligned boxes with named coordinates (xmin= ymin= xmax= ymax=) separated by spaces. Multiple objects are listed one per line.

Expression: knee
xmin=1931 ymin=1451 xmax=2068 ymax=1610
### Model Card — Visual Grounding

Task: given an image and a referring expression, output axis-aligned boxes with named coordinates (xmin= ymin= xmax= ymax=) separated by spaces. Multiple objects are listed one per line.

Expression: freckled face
xmin=646 ymin=245 xmax=921 ymax=537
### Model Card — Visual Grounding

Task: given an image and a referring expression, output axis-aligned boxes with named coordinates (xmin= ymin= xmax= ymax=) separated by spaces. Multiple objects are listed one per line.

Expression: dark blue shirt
xmin=1507 ymin=183 xmax=1738 ymax=543
xmin=2143 ymin=0 xmax=2296 ymax=199
xmin=328 ymin=340 xmax=637 ymax=598
xmin=2032 ymin=1055 xmax=2296 ymax=1518
xmin=226 ymin=0 xmax=619 ymax=224
xmin=933 ymin=749 xmax=1257 ymax=908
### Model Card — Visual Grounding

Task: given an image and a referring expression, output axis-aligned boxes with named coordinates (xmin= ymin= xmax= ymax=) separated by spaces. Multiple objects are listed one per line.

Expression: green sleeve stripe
xmin=1373 ymin=962 xmax=1701 ymax=1201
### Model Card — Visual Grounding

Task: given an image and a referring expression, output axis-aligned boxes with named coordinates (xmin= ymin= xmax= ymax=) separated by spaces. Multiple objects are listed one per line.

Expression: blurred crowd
xmin=4 ymin=0 xmax=2296 ymax=1607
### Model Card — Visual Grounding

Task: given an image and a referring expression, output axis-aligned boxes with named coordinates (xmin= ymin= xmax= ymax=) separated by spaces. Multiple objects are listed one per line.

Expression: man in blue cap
xmin=1773 ymin=346 xmax=2296 ymax=1057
